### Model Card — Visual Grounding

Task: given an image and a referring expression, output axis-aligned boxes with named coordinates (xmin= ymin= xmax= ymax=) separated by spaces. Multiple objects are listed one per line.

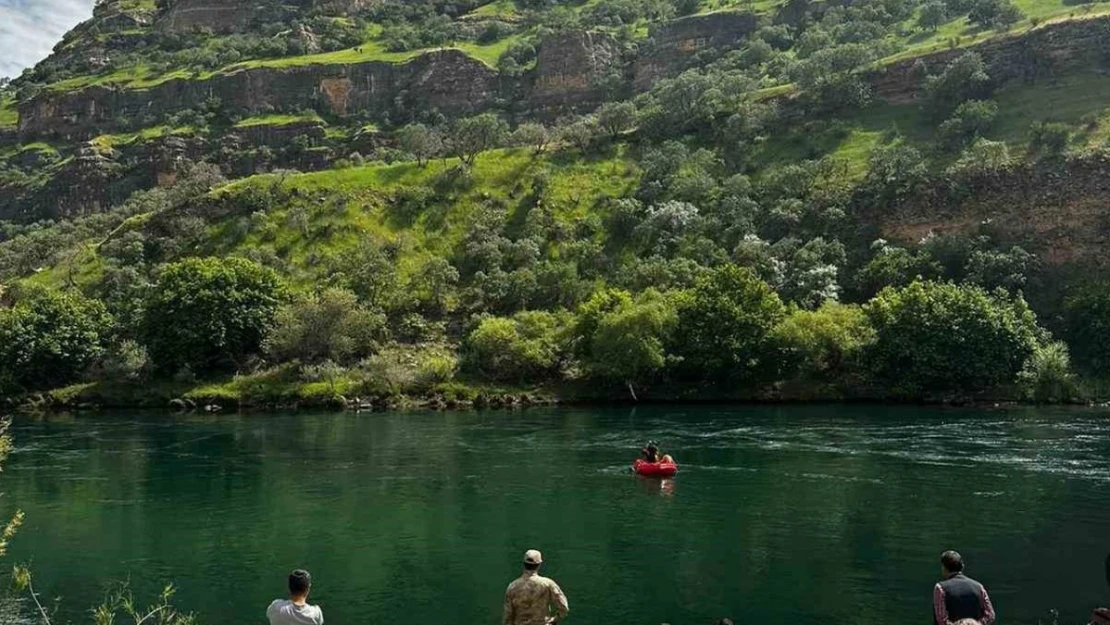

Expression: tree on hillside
xmin=555 ymin=115 xmax=599 ymax=152
xmin=937 ymin=99 xmax=999 ymax=151
xmin=1028 ymin=121 xmax=1071 ymax=159
xmin=264 ymin=288 xmax=388 ymax=366
xmin=396 ymin=123 xmax=443 ymax=166
xmin=917 ymin=1 xmax=949 ymax=30
xmin=968 ymin=0 xmax=1023 ymax=29
xmin=463 ymin=310 xmax=569 ymax=383
xmin=585 ymin=289 xmax=677 ymax=400
xmin=449 ymin=113 xmax=509 ymax=166
xmin=670 ymin=264 xmax=786 ymax=384
xmin=865 ymin=280 xmax=1040 ymax=395
xmin=924 ymin=52 xmax=993 ymax=118
xmin=142 ymin=257 xmax=286 ymax=375
xmin=510 ymin=122 xmax=551 ymax=154
xmin=597 ymin=101 xmax=638 ymax=140
xmin=1062 ymin=282 xmax=1110 ymax=373
xmin=773 ymin=301 xmax=876 ymax=382
xmin=789 ymin=43 xmax=876 ymax=111
xmin=0 ymin=286 xmax=112 ymax=393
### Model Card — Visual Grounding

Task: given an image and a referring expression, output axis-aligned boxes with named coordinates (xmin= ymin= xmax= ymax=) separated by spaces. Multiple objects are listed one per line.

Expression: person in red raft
xmin=633 ymin=441 xmax=677 ymax=477
xmin=641 ymin=441 xmax=674 ymax=465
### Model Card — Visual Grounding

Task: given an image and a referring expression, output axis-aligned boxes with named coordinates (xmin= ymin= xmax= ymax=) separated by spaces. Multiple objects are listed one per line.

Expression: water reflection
xmin=637 ymin=477 xmax=676 ymax=498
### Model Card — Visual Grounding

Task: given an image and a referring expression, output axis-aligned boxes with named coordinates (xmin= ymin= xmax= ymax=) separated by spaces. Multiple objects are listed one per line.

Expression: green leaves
xmin=463 ymin=310 xmax=570 ymax=383
xmin=866 ymin=280 xmax=1039 ymax=395
xmin=670 ymin=264 xmax=785 ymax=384
xmin=582 ymin=289 xmax=677 ymax=387
xmin=141 ymin=257 xmax=286 ymax=375
xmin=0 ymin=287 xmax=112 ymax=393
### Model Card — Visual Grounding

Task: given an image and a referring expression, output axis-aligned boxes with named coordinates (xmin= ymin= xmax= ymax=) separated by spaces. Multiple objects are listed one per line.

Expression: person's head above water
xmin=940 ymin=550 xmax=964 ymax=576
xmin=646 ymin=440 xmax=659 ymax=452
xmin=288 ymin=569 xmax=312 ymax=600
xmin=523 ymin=549 xmax=543 ymax=572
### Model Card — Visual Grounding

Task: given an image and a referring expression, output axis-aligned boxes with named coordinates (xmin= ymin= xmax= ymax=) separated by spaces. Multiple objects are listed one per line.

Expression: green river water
xmin=5 ymin=406 xmax=1110 ymax=625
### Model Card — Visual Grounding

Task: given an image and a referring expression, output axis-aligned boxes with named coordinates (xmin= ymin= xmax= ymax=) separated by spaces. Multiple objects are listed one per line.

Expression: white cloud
xmin=0 ymin=0 xmax=96 ymax=79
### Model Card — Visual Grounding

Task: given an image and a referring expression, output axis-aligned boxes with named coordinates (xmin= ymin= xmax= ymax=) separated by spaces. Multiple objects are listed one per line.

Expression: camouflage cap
xmin=523 ymin=549 xmax=543 ymax=565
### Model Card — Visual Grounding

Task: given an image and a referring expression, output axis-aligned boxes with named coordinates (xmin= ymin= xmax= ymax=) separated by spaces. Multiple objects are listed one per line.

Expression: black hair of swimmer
xmin=288 ymin=570 xmax=312 ymax=596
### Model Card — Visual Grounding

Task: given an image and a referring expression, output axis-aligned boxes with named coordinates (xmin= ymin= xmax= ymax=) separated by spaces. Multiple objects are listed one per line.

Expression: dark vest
xmin=939 ymin=573 xmax=985 ymax=622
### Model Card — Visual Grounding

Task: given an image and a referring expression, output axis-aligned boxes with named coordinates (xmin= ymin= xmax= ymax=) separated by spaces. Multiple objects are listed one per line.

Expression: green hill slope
xmin=3 ymin=0 xmax=1110 ymax=408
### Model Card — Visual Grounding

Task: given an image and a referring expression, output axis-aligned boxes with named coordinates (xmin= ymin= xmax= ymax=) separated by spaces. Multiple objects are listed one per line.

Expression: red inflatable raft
xmin=633 ymin=459 xmax=678 ymax=478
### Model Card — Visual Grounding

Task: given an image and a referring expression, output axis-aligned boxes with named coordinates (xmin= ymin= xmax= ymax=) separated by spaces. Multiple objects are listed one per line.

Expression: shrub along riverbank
xmin=2 ymin=258 xmax=1093 ymax=414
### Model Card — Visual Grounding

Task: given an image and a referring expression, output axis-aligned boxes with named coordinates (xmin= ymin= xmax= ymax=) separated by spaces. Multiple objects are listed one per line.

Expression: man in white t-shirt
xmin=267 ymin=569 xmax=324 ymax=625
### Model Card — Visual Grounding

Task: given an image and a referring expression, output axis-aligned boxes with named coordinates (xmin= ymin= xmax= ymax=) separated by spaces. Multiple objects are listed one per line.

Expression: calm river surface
xmin=5 ymin=406 xmax=1110 ymax=625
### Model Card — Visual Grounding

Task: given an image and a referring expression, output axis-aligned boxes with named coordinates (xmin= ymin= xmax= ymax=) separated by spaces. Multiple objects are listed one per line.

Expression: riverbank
xmin=11 ymin=365 xmax=1104 ymax=415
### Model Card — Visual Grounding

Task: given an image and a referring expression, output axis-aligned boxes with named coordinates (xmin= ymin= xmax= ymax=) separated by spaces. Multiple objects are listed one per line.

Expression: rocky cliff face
xmin=18 ymin=50 xmax=500 ymax=140
xmin=16 ymin=9 xmax=769 ymax=140
xmin=159 ymin=0 xmax=373 ymax=33
xmin=873 ymin=155 xmax=1110 ymax=267
xmin=634 ymin=11 xmax=760 ymax=90
xmin=160 ymin=0 xmax=267 ymax=33
xmin=528 ymin=32 xmax=625 ymax=118
xmin=871 ymin=16 xmax=1110 ymax=103
xmin=9 ymin=9 xmax=1110 ymax=225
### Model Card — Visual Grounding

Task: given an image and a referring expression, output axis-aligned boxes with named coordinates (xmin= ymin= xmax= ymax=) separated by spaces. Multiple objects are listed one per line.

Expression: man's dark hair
xmin=715 ymin=619 xmax=735 ymax=625
xmin=941 ymin=550 xmax=964 ymax=573
xmin=523 ymin=561 xmax=540 ymax=571
xmin=289 ymin=569 xmax=312 ymax=595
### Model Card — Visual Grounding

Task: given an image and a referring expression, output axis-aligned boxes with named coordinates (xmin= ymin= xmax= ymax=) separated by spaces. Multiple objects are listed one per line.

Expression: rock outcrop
xmin=872 ymin=154 xmax=1110 ymax=267
xmin=159 ymin=0 xmax=274 ymax=34
xmin=529 ymin=32 xmax=624 ymax=118
xmin=158 ymin=0 xmax=372 ymax=33
xmin=634 ymin=11 xmax=760 ymax=90
xmin=233 ymin=120 xmax=327 ymax=150
xmin=871 ymin=16 xmax=1110 ymax=104
xmin=18 ymin=49 xmax=500 ymax=139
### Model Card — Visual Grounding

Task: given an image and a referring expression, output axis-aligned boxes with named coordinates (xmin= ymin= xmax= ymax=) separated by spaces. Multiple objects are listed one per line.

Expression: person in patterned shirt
xmin=933 ymin=551 xmax=995 ymax=625
xmin=503 ymin=549 xmax=570 ymax=625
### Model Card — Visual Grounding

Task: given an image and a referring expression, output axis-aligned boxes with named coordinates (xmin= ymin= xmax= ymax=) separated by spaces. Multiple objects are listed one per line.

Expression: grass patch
xmin=888 ymin=4 xmax=1110 ymax=63
xmin=234 ymin=113 xmax=324 ymax=128
xmin=226 ymin=40 xmax=420 ymax=70
xmin=992 ymin=71 xmax=1110 ymax=145
xmin=47 ymin=65 xmax=204 ymax=92
xmin=467 ymin=0 xmax=520 ymax=19
xmin=89 ymin=125 xmax=195 ymax=151
xmin=697 ymin=1 xmax=781 ymax=15
xmin=205 ymin=147 xmax=638 ymax=287
xmin=0 ymin=97 xmax=16 ymax=130
xmin=454 ymin=35 xmax=521 ymax=67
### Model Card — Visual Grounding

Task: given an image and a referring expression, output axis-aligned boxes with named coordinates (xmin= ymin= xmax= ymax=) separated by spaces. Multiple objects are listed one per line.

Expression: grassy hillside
xmin=4 ymin=0 xmax=1110 ymax=409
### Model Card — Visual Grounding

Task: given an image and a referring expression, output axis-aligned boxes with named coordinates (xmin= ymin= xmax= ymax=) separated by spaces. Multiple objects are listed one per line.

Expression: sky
xmin=0 ymin=0 xmax=96 ymax=79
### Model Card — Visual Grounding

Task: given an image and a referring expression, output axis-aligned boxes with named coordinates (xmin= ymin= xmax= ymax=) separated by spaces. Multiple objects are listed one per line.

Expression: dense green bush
xmin=1018 ymin=341 xmax=1079 ymax=403
xmin=865 ymin=280 xmax=1040 ymax=395
xmin=575 ymin=289 xmax=676 ymax=397
xmin=937 ymin=99 xmax=998 ymax=151
xmin=924 ymin=52 xmax=993 ymax=118
xmin=142 ymin=257 xmax=286 ymax=375
xmin=670 ymin=264 xmax=786 ymax=384
xmin=0 ymin=287 xmax=112 ymax=393
xmin=1062 ymin=283 xmax=1110 ymax=373
xmin=264 ymin=288 xmax=388 ymax=366
xmin=773 ymin=302 xmax=875 ymax=382
xmin=463 ymin=310 xmax=570 ymax=383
